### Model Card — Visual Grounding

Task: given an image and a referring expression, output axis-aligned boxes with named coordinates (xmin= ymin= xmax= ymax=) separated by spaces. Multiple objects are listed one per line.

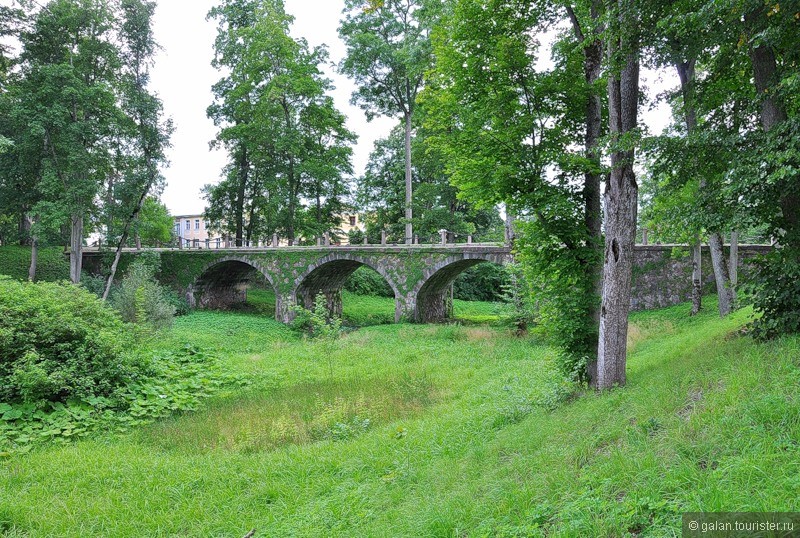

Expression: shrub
xmin=0 ymin=277 xmax=139 ymax=404
xmin=453 ymin=263 xmax=509 ymax=302
xmin=743 ymin=247 xmax=800 ymax=340
xmin=292 ymin=292 xmax=343 ymax=340
xmin=111 ymin=260 xmax=176 ymax=330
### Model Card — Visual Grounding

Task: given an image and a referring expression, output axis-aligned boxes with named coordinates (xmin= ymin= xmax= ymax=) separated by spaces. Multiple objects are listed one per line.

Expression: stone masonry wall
xmin=631 ymin=245 xmax=771 ymax=311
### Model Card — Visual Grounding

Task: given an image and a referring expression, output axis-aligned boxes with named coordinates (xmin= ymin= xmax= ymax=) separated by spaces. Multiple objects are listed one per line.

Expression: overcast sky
xmin=147 ymin=0 xmax=670 ymax=216
xmin=151 ymin=0 xmax=395 ymax=216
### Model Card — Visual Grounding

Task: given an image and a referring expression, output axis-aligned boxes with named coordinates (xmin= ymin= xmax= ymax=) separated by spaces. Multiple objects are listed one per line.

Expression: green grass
xmin=1 ymin=300 xmax=799 ymax=536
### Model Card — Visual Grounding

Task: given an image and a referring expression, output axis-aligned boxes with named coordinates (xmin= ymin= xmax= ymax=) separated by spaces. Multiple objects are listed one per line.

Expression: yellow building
xmin=173 ymin=214 xmax=223 ymax=245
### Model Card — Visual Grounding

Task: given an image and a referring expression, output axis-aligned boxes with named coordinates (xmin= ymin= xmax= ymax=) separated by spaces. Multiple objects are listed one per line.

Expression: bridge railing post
xmin=381 ymin=230 xmax=387 ymax=245
xmin=363 ymin=235 xmax=368 ymax=245
xmin=440 ymin=229 xmax=447 ymax=245
xmin=467 ymin=235 xmax=473 ymax=245
xmin=272 ymin=233 xmax=279 ymax=248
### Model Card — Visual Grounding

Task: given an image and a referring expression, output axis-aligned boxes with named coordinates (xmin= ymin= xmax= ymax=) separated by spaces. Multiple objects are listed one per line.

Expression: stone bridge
xmin=82 ymin=244 xmax=513 ymax=323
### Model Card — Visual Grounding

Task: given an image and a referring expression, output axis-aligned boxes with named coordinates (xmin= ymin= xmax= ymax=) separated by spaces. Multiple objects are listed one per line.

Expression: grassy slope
xmin=1 ymin=303 xmax=799 ymax=536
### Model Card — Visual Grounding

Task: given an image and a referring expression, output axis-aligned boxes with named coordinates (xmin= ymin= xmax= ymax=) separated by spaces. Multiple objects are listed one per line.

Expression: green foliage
xmin=343 ymin=266 xmax=393 ymax=297
xmin=0 ymin=344 xmax=248 ymax=454
xmin=453 ymin=263 xmax=508 ymax=302
xmin=110 ymin=259 xmax=176 ymax=331
xmin=742 ymin=248 xmax=800 ymax=340
xmin=0 ymin=246 xmax=69 ymax=281
xmin=205 ymin=0 xmax=355 ymax=245
xmin=291 ymin=292 xmax=343 ymax=341
xmin=0 ymin=277 xmax=136 ymax=404
xmin=496 ymin=262 xmax=537 ymax=334
xmin=516 ymin=222 xmax=601 ymax=384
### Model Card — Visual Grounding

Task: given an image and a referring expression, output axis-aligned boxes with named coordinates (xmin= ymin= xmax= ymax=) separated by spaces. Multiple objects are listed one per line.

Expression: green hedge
xmin=0 ymin=246 xmax=70 ymax=282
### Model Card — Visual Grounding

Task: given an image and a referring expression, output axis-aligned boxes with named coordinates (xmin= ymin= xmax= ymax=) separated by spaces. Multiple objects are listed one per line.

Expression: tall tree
xmin=102 ymin=0 xmax=171 ymax=300
xmin=596 ymin=0 xmax=641 ymax=388
xmin=339 ymin=0 xmax=433 ymax=244
xmin=207 ymin=0 xmax=354 ymax=246
xmin=424 ymin=0 xmax=607 ymax=383
xmin=18 ymin=0 xmax=124 ymax=283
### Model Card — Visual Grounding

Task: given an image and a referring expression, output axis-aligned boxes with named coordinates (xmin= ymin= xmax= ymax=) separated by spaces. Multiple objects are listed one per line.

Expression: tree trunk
xmin=690 ymin=238 xmax=702 ymax=315
xmin=708 ymin=232 xmax=735 ymax=315
xmin=596 ymin=6 xmax=640 ymax=390
xmin=404 ymin=111 xmax=413 ymax=245
xmin=747 ymin=11 xmax=797 ymax=244
xmin=102 ymin=185 xmax=152 ymax=301
xmin=28 ymin=235 xmax=38 ymax=282
xmin=571 ymin=0 xmax=604 ymax=385
xmin=69 ymin=214 xmax=83 ymax=284
xmin=729 ymin=231 xmax=739 ymax=288
xmin=235 ymin=145 xmax=248 ymax=247
xmin=676 ymin=58 xmax=734 ymax=317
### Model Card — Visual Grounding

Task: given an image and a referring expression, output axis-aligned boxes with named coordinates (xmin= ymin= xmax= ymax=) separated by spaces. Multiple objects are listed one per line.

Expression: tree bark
xmin=235 ymin=144 xmax=248 ymax=247
xmin=404 ymin=111 xmax=413 ymax=245
xmin=596 ymin=5 xmax=640 ymax=389
xmin=676 ymin=58 xmax=734 ymax=316
xmin=571 ymin=0 xmax=604 ymax=385
xmin=69 ymin=214 xmax=83 ymax=284
xmin=746 ymin=10 xmax=797 ymax=244
xmin=690 ymin=238 xmax=702 ymax=315
xmin=708 ymin=232 xmax=735 ymax=315
xmin=28 ymin=235 xmax=38 ymax=282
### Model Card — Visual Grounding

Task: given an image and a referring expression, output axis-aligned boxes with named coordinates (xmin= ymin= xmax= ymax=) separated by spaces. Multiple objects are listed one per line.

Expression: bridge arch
xmin=291 ymin=253 xmax=402 ymax=321
xmin=412 ymin=253 xmax=510 ymax=323
xmin=190 ymin=255 xmax=278 ymax=310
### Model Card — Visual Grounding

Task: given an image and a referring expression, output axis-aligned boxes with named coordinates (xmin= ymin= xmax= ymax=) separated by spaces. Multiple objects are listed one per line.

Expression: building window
xmin=185 ymin=220 xmax=190 ymax=231
xmin=349 ymin=215 xmax=356 ymax=227
xmin=195 ymin=219 xmax=200 ymax=230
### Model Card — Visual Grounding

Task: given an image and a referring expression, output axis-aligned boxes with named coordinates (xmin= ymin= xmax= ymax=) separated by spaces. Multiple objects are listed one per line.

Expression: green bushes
xmin=453 ymin=263 xmax=509 ymax=302
xmin=110 ymin=260 xmax=176 ymax=330
xmin=343 ymin=266 xmax=394 ymax=297
xmin=0 ymin=277 xmax=138 ymax=404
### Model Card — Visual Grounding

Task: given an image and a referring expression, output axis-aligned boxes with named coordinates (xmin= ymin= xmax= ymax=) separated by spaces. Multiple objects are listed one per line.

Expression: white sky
xmin=152 ymin=0 xmax=395 ymax=216
xmin=1 ymin=0 xmax=671 ymax=216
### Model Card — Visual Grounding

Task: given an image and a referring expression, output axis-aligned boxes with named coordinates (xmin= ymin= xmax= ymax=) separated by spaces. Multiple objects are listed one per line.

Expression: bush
xmin=292 ymin=292 xmax=343 ymax=341
xmin=110 ymin=260 xmax=176 ymax=330
xmin=0 ymin=277 xmax=139 ymax=404
xmin=453 ymin=263 xmax=509 ymax=302
xmin=343 ymin=266 xmax=394 ymax=297
xmin=744 ymin=247 xmax=800 ymax=340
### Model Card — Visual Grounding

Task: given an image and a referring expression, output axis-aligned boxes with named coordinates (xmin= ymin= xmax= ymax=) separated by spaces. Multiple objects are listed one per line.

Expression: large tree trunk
xmin=729 ymin=231 xmax=739 ymax=288
xmin=596 ymin=4 xmax=640 ymax=390
xmin=404 ymin=111 xmax=413 ymax=245
xmin=569 ymin=0 xmax=604 ymax=384
xmin=69 ymin=214 xmax=83 ymax=284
